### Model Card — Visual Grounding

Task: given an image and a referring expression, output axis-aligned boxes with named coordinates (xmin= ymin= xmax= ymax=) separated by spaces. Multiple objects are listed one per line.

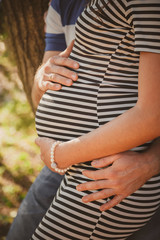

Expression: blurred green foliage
xmin=0 ymin=38 xmax=43 ymax=239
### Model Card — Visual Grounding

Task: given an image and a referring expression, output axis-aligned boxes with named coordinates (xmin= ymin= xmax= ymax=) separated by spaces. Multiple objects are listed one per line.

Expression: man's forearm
xmin=142 ymin=137 xmax=160 ymax=177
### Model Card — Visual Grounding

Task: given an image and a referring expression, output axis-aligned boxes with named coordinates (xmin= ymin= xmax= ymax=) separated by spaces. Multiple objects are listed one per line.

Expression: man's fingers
xmin=60 ymin=40 xmax=75 ymax=58
xmin=81 ymin=189 xmax=114 ymax=203
xmin=100 ymin=195 xmax=123 ymax=211
xmin=50 ymin=55 xmax=79 ymax=70
xmin=91 ymin=154 xmax=121 ymax=168
xmin=45 ymin=64 xmax=78 ymax=82
xmin=77 ymin=180 xmax=110 ymax=191
xmin=82 ymin=168 xmax=111 ymax=180
xmin=39 ymin=80 xmax=61 ymax=91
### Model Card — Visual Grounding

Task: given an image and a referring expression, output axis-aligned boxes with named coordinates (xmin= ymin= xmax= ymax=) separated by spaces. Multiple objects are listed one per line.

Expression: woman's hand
xmin=35 ymin=137 xmax=65 ymax=175
xmin=77 ymin=151 xmax=152 ymax=211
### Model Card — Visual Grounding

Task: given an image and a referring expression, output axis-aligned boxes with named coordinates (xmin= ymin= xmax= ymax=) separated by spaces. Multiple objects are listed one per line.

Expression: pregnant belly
xmin=35 ymin=83 xmax=99 ymax=142
xmin=35 ymin=82 xmax=152 ymax=153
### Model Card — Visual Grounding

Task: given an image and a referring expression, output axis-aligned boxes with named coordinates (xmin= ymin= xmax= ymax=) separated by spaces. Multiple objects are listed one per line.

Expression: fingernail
xmin=100 ymin=206 xmax=105 ymax=212
xmin=66 ymin=79 xmax=72 ymax=85
xmin=76 ymin=185 xmax=80 ymax=191
xmin=55 ymin=84 xmax=60 ymax=89
xmin=92 ymin=160 xmax=98 ymax=166
xmin=71 ymin=73 xmax=77 ymax=80
xmin=73 ymin=63 xmax=79 ymax=68
xmin=82 ymin=197 xmax=88 ymax=203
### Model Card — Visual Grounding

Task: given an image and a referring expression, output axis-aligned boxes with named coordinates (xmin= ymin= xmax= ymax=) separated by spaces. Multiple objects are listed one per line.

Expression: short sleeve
xmin=126 ymin=0 xmax=160 ymax=53
xmin=45 ymin=0 xmax=67 ymax=51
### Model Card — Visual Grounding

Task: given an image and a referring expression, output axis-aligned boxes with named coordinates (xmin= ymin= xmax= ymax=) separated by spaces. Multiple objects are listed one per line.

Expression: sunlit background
xmin=0 ymin=37 xmax=43 ymax=239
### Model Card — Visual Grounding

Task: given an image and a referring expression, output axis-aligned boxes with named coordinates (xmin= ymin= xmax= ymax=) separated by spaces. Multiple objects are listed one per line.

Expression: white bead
xmin=51 ymin=162 xmax=57 ymax=169
xmin=50 ymin=141 xmax=70 ymax=173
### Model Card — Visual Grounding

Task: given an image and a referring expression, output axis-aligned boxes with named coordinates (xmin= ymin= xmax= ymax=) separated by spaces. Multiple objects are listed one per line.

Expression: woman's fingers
xmin=35 ymin=137 xmax=54 ymax=147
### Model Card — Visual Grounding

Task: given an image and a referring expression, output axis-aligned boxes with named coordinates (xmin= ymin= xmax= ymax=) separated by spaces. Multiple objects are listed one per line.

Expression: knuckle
xmin=44 ymin=65 xmax=50 ymax=73
xmin=39 ymin=83 xmax=46 ymax=91
xmin=101 ymin=158 xmax=106 ymax=165
xmin=50 ymin=56 xmax=56 ymax=63
xmin=112 ymin=179 xmax=121 ymax=187
xmin=51 ymin=73 xmax=56 ymax=79
xmin=45 ymin=82 xmax=51 ymax=88
xmin=108 ymin=170 xmax=116 ymax=179
xmin=94 ymin=181 xmax=101 ymax=189
xmin=101 ymin=190 xmax=108 ymax=198
xmin=40 ymin=85 xmax=46 ymax=91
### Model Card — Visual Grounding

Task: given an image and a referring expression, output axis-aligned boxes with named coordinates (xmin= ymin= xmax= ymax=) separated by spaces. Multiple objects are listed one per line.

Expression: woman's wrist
xmin=51 ymin=141 xmax=70 ymax=173
xmin=55 ymin=138 xmax=84 ymax=168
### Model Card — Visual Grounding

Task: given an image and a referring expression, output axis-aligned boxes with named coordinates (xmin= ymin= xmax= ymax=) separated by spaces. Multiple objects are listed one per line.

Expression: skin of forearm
xmin=56 ymin=104 xmax=160 ymax=168
xmin=31 ymin=83 xmax=43 ymax=109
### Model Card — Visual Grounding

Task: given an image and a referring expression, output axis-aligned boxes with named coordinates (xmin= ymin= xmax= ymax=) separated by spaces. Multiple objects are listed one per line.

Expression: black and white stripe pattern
xmin=33 ymin=0 xmax=160 ymax=239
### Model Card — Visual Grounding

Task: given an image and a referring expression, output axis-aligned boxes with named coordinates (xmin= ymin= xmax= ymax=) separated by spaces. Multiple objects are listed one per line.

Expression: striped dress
xmin=32 ymin=0 xmax=160 ymax=239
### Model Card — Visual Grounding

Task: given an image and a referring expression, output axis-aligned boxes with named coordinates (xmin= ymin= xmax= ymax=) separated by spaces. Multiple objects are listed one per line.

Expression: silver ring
xmin=48 ymin=73 xmax=54 ymax=80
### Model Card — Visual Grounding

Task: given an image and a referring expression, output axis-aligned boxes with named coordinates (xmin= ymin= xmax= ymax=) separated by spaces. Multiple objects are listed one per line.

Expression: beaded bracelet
xmin=50 ymin=141 xmax=70 ymax=173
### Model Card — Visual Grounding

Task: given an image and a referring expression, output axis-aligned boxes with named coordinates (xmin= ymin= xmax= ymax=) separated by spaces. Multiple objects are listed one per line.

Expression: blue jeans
xmin=6 ymin=167 xmax=63 ymax=240
xmin=6 ymin=166 xmax=160 ymax=240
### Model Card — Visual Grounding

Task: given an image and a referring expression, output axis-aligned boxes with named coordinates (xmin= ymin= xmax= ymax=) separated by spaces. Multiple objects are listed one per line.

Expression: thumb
xmin=35 ymin=137 xmax=44 ymax=146
xmin=60 ymin=40 xmax=75 ymax=58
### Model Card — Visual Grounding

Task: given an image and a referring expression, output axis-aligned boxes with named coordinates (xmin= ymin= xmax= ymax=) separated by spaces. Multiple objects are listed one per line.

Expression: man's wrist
xmin=142 ymin=147 xmax=160 ymax=177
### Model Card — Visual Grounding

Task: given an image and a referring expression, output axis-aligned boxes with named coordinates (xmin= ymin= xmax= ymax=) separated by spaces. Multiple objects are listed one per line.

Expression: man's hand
xmin=77 ymin=151 xmax=154 ymax=211
xmin=32 ymin=40 xmax=79 ymax=108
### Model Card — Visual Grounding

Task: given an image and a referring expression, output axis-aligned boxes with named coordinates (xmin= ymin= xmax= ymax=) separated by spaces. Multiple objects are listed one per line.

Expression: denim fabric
xmin=6 ymin=166 xmax=63 ymax=240
xmin=6 ymin=165 xmax=160 ymax=240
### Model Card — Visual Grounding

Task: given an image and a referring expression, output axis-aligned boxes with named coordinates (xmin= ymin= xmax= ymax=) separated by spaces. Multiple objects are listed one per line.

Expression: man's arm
xmin=77 ymin=137 xmax=160 ymax=211
xmin=31 ymin=0 xmax=80 ymax=109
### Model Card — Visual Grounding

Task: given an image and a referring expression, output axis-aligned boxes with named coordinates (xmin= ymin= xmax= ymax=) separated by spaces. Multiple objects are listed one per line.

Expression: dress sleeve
xmin=45 ymin=0 xmax=67 ymax=52
xmin=126 ymin=0 xmax=160 ymax=53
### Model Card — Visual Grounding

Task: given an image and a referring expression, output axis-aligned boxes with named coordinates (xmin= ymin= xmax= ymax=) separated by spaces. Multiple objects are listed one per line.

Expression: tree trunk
xmin=1 ymin=0 xmax=49 ymax=112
